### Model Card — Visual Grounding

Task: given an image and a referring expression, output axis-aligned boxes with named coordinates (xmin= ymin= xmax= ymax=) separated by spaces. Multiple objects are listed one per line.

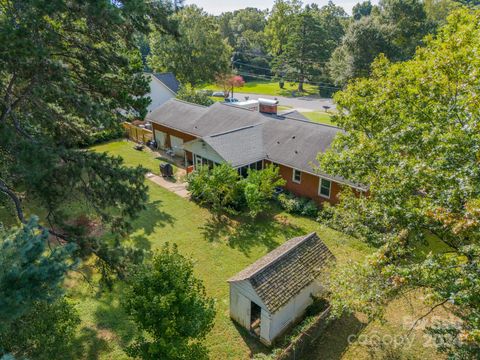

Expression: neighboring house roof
xmin=228 ymin=232 xmax=335 ymax=313
xmin=152 ymin=72 xmax=180 ymax=94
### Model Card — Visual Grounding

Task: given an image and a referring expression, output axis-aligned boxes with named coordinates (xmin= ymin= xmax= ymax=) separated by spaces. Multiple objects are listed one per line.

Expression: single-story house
xmin=228 ymin=232 xmax=335 ymax=345
xmin=145 ymin=72 xmax=180 ymax=113
xmin=146 ymin=98 xmax=363 ymax=204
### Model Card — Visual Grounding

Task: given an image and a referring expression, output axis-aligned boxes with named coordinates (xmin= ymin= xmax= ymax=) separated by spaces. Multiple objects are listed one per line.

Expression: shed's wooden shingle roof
xmin=228 ymin=232 xmax=335 ymax=313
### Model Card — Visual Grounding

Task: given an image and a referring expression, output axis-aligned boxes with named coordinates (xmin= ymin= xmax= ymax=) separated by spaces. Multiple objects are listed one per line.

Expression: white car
xmin=211 ymin=91 xmax=225 ymax=97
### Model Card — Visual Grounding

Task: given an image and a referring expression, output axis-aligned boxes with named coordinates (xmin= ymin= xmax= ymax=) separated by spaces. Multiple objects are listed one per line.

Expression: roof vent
xmin=292 ymin=136 xmax=296 ymax=139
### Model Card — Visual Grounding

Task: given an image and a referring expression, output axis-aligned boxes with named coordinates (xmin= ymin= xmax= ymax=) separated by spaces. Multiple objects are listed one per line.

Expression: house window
xmin=292 ymin=169 xmax=302 ymax=184
xmin=319 ymin=178 xmax=332 ymax=198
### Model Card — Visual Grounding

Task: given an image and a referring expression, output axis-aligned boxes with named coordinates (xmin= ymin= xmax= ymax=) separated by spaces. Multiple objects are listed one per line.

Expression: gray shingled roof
xmin=203 ymin=125 xmax=265 ymax=167
xmin=153 ymin=72 xmax=180 ymax=93
xmin=147 ymin=99 xmax=208 ymax=135
xmin=191 ymin=102 xmax=267 ymax=137
xmin=147 ymin=99 xmax=349 ymax=179
xmin=228 ymin=232 xmax=335 ymax=313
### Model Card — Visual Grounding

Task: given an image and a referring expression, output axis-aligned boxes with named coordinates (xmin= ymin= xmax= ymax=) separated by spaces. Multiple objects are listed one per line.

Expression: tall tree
xmin=149 ymin=5 xmax=232 ymax=88
xmin=122 ymin=243 xmax=216 ymax=360
xmin=353 ymin=1 xmax=373 ymax=20
xmin=265 ymin=0 xmax=303 ymax=57
xmin=0 ymin=218 xmax=79 ymax=359
xmin=320 ymin=9 xmax=480 ymax=359
xmin=0 ymin=0 xmax=175 ymax=277
xmin=328 ymin=0 xmax=432 ymax=85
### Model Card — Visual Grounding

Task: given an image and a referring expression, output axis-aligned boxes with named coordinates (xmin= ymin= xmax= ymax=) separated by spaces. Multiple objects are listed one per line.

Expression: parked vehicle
xmin=211 ymin=91 xmax=225 ymax=97
xmin=223 ymin=98 xmax=239 ymax=104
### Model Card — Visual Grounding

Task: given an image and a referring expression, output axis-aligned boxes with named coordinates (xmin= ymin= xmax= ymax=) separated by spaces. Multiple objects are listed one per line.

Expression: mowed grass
xmin=65 ymin=140 xmax=372 ymax=359
xmin=301 ymin=111 xmax=334 ymax=125
xmin=202 ymin=80 xmax=318 ymax=97
xmin=91 ymin=140 xmax=178 ymax=175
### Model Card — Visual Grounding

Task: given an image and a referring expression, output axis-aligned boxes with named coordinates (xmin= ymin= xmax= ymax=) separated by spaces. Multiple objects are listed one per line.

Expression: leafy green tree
xmin=244 ymin=165 xmax=285 ymax=218
xmin=329 ymin=0 xmax=432 ymax=85
xmin=122 ymin=243 xmax=216 ymax=360
xmin=319 ymin=9 xmax=480 ymax=358
xmin=353 ymin=1 xmax=373 ymax=20
xmin=187 ymin=164 xmax=244 ymax=215
xmin=0 ymin=0 xmax=175 ymax=276
xmin=149 ymin=5 xmax=232 ymax=88
xmin=176 ymin=86 xmax=214 ymax=106
xmin=265 ymin=0 xmax=303 ymax=57
xmin=274 ymin=5 xmax=326 ymax=92
xmin=0 ymin=217 xmax=76 ymax=325
xmin=1 ymin=297 xmax=80 ymax=360
xmin=0 ymin=218 xmax=78 ymax=358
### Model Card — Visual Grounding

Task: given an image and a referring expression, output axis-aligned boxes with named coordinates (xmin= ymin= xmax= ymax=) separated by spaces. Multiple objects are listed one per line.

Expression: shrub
xmin=243 ymin=165 xmax=286 ymax=218
xmin=177 ymin=86 xmax=214 ymax=106
xmin=277 ymin=192 xmax=319 ymax=218
xmin=187 ymin=164 xmax=244 ymax=215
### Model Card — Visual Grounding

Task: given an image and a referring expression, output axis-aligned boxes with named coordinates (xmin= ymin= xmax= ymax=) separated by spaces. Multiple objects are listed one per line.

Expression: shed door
xmin=154 ymin=130 xmax=166 ymax=149
xmin=237 ymin=293 xmax=251 ymax=329
xmin=170 ymin=136 xmax=184 ymax=157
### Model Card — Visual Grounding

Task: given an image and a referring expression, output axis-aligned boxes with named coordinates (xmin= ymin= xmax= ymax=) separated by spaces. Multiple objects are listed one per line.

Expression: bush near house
xmin=277 ymin=192 xmax=319 ymax=218
xmin=187 ymin=163 xmax=285 ymax=217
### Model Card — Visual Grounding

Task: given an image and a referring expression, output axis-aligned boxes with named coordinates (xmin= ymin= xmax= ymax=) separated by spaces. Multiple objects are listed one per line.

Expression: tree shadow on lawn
xmin=201 ymin=212 xmax=306 ymax=255
xmin=92 ymin=288 xmax=137 ymax=349
xmin=303 ymin=313 xmax=366 ymax=360
xmin=71 ymin=326 xmax=110 ymax=360
xmin=127 ymin=199 xmax=176 ymax=251
xmin=232 ymin=321 xmax=271 ymax=358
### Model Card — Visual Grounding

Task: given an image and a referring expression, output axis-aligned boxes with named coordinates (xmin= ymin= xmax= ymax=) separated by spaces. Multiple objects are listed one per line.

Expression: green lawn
xmin=64 ymin=141 xmax=447 ymax=360
xmin=203 ymin=80 xmax=318 ymax=97
xmin=301 ymin=111 xmax=334 ymax=125
xmin=64 ymin=140 xmax=371 ymax=360
xmin=91 ymin=140 xmax=178 ymax=175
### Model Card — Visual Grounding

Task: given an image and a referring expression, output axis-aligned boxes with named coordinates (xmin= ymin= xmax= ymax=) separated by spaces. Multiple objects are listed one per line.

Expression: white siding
xmin=146 ymin=74 xmax=176 ymax=113
xmin=184 ymin=140 xmax=225 ymax=165
xmin=268 ymin=281 xmax=323 ymax=342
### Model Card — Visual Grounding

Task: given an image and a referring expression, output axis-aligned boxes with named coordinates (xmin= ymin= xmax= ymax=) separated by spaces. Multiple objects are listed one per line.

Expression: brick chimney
xmin=258 ymin=98 xmax=279 ymax=115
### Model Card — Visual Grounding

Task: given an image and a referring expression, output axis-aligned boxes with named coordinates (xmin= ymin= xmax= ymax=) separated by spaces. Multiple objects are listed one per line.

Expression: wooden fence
xmin=123 ymin=122 xmax=153 ymax=144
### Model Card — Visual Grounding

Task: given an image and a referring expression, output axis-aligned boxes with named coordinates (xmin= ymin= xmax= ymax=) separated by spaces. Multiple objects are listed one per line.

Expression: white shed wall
xmin=146 ymin=75 xmax=176 ymax=113
xmin=268 ymin=280 xmax=323 ymax=342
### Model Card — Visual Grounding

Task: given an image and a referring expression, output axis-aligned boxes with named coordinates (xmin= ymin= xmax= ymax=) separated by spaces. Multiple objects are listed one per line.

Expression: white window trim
xmin=319 ymin=178 xmax=332 ymax=199
xmin=292 ymin=169 xmax=302 ymax=184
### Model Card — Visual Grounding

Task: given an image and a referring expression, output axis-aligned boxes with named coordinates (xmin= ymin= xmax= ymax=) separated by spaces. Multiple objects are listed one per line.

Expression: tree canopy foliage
xmin=0 ymin=218 xmax=79 ymax=358
xmin=149 ymin=5 xmax=232 ymax=88
xmin=0 ymin=0 xmax=176 ymax=277
xmin=328 ymin=0 xmax=433 ymax=85
xmin=320 ymin=9 xmax=480 ymax=358
xmin=122 ymin=243 xmax=216 ymax=360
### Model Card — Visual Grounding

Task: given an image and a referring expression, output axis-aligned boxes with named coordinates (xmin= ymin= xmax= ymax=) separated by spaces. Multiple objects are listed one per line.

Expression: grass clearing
xmin=301 ymin=111 xmax=334 ymax=125
xmin=202 ymin=80 xmax=318 ymax=97
xmin=2 ymin=140 xmax=447 ymax=360
xmin=64 ymin=141 xmax=371 ymax=359
xmin=91 ymin=140 xmax=178 ymax=175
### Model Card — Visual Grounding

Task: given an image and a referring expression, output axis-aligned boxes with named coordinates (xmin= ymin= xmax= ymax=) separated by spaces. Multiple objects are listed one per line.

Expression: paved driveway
xmin=231 ymin=92 xmax=336 ymax=112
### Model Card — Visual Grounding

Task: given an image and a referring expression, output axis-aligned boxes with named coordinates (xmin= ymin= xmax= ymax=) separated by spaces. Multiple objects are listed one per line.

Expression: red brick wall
xmin=266 ymin=161 xmax=341 ymax=205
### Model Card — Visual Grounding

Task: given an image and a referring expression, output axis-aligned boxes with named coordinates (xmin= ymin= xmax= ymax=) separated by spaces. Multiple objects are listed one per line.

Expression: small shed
xmin=228 ymin=232 xmax=335 ymax=345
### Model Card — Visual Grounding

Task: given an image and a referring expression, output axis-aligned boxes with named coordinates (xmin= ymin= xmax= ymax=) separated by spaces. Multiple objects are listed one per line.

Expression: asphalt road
xmin=231 ymin=91 xmax=336 ymax=112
